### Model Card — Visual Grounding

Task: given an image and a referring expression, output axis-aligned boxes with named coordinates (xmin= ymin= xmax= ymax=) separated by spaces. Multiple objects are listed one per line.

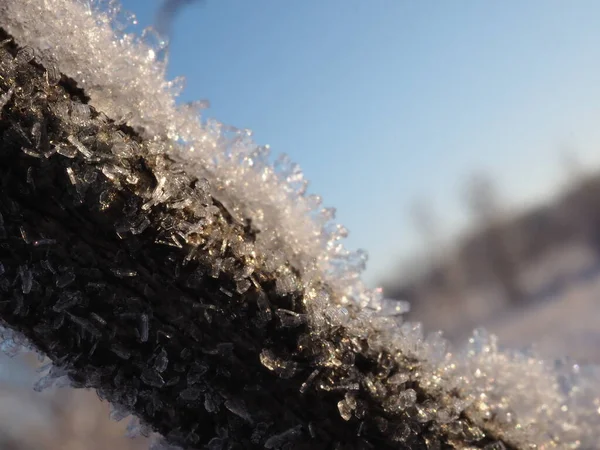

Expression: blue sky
xmin=120 ymin=0 xmax=600 ymax=285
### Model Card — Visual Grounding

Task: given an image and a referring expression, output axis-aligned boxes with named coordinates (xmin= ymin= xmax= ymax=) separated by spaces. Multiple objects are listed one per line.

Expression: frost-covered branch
xmin=0 ymin=1 xmax=598 ymax=449
xmin=0 ymin=28 xmax=514 ymax=449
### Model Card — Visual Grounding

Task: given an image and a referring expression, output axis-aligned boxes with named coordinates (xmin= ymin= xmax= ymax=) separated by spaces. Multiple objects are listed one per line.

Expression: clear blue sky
xmin=120 ymin=0 xmax=600 ymax=285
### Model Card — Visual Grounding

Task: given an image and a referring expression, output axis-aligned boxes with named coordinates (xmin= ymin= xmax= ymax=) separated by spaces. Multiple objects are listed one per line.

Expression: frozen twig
xmin=0 ymin=28 xmax=519 ymax=449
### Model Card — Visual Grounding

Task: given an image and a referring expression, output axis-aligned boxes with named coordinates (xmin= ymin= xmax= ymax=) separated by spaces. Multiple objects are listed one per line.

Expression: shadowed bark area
xmin=0 ymin=29 xmax=515 ymax=450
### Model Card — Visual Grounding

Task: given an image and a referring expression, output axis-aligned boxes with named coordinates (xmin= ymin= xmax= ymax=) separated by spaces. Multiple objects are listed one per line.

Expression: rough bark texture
xmin=0 ymin=29 xmax=515 ymax=450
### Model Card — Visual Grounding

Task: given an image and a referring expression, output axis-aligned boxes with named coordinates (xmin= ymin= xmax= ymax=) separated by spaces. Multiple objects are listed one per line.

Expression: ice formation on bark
xmin=0 ymin=0 xmax=598 ymax=449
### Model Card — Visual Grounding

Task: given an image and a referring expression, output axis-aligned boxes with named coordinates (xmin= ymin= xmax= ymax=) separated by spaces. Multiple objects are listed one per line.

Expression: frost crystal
xmin=0 ymin=86 xmax=14 ymax=111
xmin=337 ymin=399 xmax=353 ymax=421
xmin=259 ymin=349 xmax=298 ymax=379
xmin=53 ymin=291 xmax=82 ymax=312
xmin=224 ymin=399 xmax=253 ymax=423
xmin=18 ymin=265 xmax=32 ymax=294
xmin=154 ymin=348 xmax=169 ymax=373
xmin=264 ymin=426 xmax=302 ymax=449
xmin=180 ymin=387 xmax=202 ymax=401
xmin=275 ymin=309 xmax=305 ymax=328
xmin=140 ymin=314 xmax=150 ymax=343
xmin=141 ymin=368 xmax=165 ymax=388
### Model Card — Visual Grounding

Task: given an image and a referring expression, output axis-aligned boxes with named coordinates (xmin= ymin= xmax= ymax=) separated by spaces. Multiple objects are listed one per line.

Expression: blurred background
xmin=3 ymin=0 xmax=600 ymax=448
xmin=0 ymin=352 xmax=149 ymax=449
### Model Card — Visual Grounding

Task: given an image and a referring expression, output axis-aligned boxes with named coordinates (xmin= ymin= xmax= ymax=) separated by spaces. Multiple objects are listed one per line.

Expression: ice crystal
xmin=141 ymin=368 xmax=165 ymax=388
xmin=259 ymin=349 xmax=298 ymax=379
xmin=154 ymin=348 xmax=169 ymax=373
xmin=337 ymin=399 xmax=353 ymax=421
xmin=275 ymin=308 xmax=305 ymax=328
xmin=139 ymin=314 xmax=150 ymax=343
xmin=0 ymin=86 xmax=14 ymax=111
xmin=53 ymin=291 xmax=82 ymax=312
xmin=56 ymin=144 xmax=78 ymax=158
xmin=180 ymin=387 xmax=202 ymax=402
xmin=224 ymin=399 xmax=253 ymax=423
xmin=18 ymin=265 xmax=32 ymax=294
xmin=55 ymin=271 xmax=76 ymax=288
xmin=264 ymin=426 xmax=302 ymax=449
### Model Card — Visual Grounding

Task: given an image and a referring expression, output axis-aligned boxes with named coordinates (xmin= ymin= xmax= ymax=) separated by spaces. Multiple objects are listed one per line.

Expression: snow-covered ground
xmin=486 ymin=271 xmax=600 ymax=364
xmin=447 ymin=243 xmax=600 ymax=363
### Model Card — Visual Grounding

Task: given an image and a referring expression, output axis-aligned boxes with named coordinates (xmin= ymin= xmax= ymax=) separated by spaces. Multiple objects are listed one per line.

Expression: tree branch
xmin=0 ymin=26 xmax=577 ymax=450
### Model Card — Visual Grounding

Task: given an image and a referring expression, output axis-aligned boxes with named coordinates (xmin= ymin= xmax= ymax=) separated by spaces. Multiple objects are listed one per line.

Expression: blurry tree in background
xmin=560 ymin=146 xmax=585 ymax=187
xmin=409 ymin=199 xmax=465 ymax=313
xmin=462 ymin=172 xmax=523 ymax=305
xmin=384 ymin=156 xmax=600 ymax=362
xmin=463 ymin=172 xmax=501 ymax=224
xmin=409 ymin=200 xmax=440 ymax=266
